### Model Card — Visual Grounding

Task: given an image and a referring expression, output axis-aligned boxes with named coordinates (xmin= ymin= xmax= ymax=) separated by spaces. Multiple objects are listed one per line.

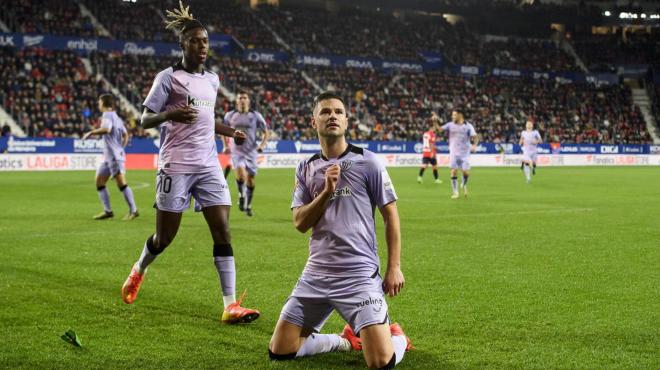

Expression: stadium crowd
xmin=0 ymin=0 xmax=656 ymax=144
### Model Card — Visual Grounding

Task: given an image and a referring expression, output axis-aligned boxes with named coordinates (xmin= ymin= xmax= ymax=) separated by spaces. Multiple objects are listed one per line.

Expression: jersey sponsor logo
xmin=187 ymin=95 xmax=214 ymax=108
xmin=356 ymin=296 xmax=383 ymax=313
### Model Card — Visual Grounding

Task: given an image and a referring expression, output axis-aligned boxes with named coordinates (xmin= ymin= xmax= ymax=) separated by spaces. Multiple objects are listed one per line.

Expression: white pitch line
xmin=131 ymin=182 xmax=150 ymax=189
xmin=407 ymin=208 xmax=594 ymax=219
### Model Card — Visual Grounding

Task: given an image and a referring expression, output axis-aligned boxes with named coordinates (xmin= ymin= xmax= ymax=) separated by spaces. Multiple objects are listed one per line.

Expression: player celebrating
xmin=434 ymin=108 xmax=478 ymax=199
xmin=82 ymin=94 xmax=138 ymax=220
xmin=120 ymin=1 xmax=259 ymax=324
xmin=268 ymin=92 xmax=412 ymax=369
xmin=519 ymin=120 xmax=542 ymax=183
xmin=223 ymin=91 xmax=270 ymax=217
xmin=417 ymin=114 xmax=441 ymax=184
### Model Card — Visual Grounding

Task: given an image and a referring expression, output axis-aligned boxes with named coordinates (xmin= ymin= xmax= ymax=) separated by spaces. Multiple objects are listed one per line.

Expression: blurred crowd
xmin=0 ymin=0 xmax=656 ymax=144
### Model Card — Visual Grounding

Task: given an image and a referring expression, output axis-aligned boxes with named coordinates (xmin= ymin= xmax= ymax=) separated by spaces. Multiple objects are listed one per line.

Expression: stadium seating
xmin=0 ymin=0 xmax=100 ymax=37
xmin=0 ymin=0 xmax=656 ymax=143
xmin=0 ymin=47 xmax=147 ymax=138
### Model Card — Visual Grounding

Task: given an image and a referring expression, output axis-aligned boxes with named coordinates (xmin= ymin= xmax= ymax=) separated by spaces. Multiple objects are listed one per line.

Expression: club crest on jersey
xmin=340 ymin=160 xmax=353 ymax=172
xmin=187 ymin=95 xmax=214 ymax=108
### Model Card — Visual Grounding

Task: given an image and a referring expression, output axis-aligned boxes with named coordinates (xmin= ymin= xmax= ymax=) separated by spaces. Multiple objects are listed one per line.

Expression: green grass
xmin=1 ymin=167 xmax=658 ymax=369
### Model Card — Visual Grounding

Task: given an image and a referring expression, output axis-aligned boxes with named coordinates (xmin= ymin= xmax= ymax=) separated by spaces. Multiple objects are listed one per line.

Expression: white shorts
xmin=96 ymin=160 xmax=125 ymax=178
xmin=231 ymin=153 xmax=258 ymax=176
xmin=155 ymin=169 xmax=231 ymax=213
xmin=279 ymin=271 xmax=389 ymax=335
xmin=523 ymin=149 xmax=538 ymax=163
xmin=450 ymin=154 xmax=470 ymax=171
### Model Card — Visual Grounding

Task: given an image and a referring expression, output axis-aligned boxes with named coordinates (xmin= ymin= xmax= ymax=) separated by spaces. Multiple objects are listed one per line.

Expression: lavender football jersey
xmin=441 ymin=121 xmax=477 ymax=157
xmin=100 ymin=111 xmax=126 ymax=162
xmin=291 ymin=145 xmax=398 ymax=277
xmin=223 ymin=110 xmax=267 ymax=155
xmin=521 ymin=130 xmax=542 ymax=153
xmin=143 ymin=61 xmax=220 ymax=174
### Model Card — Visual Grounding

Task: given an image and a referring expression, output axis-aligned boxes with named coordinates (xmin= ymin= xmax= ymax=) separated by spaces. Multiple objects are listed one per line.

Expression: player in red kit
xmin=417 ymin=113 xmax=441 ymax=184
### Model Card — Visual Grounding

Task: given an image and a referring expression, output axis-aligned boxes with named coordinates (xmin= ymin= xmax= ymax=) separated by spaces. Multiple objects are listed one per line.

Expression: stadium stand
xmin=0 ymin=0 xmax=656 ymax=144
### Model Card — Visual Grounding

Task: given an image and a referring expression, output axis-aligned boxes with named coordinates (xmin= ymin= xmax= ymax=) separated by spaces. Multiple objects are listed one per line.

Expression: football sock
xmin=524 ymin=164 xmax=531 ymax=181
xmin=224 ymin=165 xmax=231 ymax=178
xmin=236 ymin=180 xmax=244 ymax=198
xmin=462 ymin=175 xmax=469 ymax=187
xmin=119 ymin=184 xmax=137 ymax=213
xmin=136 ymin=234 xmax=158 ymax=274
xmin=418 ymin=168 xmax=425 ymax=177
xmin=533 ymin=163 xmax=537 ymax=174
xmin=246 ymin=186 xmax=255 ymax=208
xmin=391 ymin=335 xmax=407 ymax=365
xmin=296 ymin=334 xmax=348 ymax=357
xmin=213 ymin=243 xmax=236 ymax=308
xmin=433 ymin=169 xmax=438 ymax=179
xmin=97 ymin=186 xmax=111 ymax=212
xmin=451 ymin=177 xmax=458 ymax=193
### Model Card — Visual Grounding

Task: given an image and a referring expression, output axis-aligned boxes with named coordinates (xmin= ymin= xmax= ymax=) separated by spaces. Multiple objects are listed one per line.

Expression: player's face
xmin=236 ymin=94 xmax=250 ymax=112
xmin=451 ymin=111 xmax=462 ymax=122
xmin=312 ymin=98 xmax=348 ymax=138
xmin=97 ymin=99 xmax=103 ymax=111
xmin=181 ymin=28 xmax=209 ymax=65
xmin=526 ymin=121 xmax=534 ymax=130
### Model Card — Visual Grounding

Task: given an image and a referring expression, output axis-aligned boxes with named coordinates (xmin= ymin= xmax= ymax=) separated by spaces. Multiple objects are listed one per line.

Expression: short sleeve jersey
xmin=422 ymin=129 xmax=437 ymax=158
xmin=223 ymin=110 xmax=267 ymax=155
xmin=291 ymin=145 xmax=398 ymax=277
xmin=521 ymin=130 xmax=542 ymax=152
xmin=441 ymin=121 xmax=477 ymax=157
xmin=143 ymin=61 xmax=220 ymax=174
xmin=100 ymin=111 xmax=126 ymax=162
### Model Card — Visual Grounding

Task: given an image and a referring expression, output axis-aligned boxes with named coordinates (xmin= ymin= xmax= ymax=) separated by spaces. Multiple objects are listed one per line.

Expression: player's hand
xmin=383 ymin=267 xmax=405 ymax=297
xmin=431 ymin=111 xmax=440 ymax=122
xmin=223 ymin=147 xmax=231 ymax=154
xmin=233 ymin=130 xmax=246 ymax=145
xmin=323 ymin=164 xmax=341 ymax=194
xmin=82 ymin=132 xmax=92 ymax=140
xmin=471 ymin=144 xmax=477 ymax=153
xmin=167 ymin=106 xmax=197 ymax=124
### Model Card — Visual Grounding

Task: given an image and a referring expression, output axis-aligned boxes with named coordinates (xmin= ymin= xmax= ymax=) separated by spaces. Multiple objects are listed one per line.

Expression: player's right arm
xmin=292 ymin=164 xmax=340 ymax=233
xmin=141 ymin=106 xmax=197 ymax=129
xmin=141 ymin=69 xmax=196 ymax=129
xmin=431 ymin=112 xmax=445 ymax=131
xmin=519 ymin=132 xmax=524 ymax=146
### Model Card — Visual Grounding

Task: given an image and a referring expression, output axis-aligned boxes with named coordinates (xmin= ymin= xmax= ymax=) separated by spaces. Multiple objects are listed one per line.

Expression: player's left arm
xmin=379 ymin=201 xmax=404 ymax=297
xmin=82 ymin=127 xmax=110 ymax=140
xmin=214 ymin=120 xmax=246 ymax=145
xmin=257 ymin=127 xmax=270 ymax=153
xmin=470 ymin=127 xmax=479 ymax=153
xmin=121 ymin=131 xmax=129 ymax=147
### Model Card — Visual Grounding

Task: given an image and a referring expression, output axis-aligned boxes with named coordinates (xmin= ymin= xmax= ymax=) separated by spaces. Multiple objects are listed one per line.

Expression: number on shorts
xmin=157 ymin=174 xmax=172 ymax=194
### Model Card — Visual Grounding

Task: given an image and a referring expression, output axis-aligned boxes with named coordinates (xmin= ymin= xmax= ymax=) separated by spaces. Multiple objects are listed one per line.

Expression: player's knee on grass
xmin=268 ymin=349 xmax=296 ymax=361
xmin=366 ymin=353 xmax=396 ymax=369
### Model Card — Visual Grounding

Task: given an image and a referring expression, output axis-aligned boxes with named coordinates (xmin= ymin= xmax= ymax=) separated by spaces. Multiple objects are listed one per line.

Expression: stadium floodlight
xmin=604 ymin=10 xmax=611 ymax=17
xmin=641 ymin=13 xmax=646 ymax=19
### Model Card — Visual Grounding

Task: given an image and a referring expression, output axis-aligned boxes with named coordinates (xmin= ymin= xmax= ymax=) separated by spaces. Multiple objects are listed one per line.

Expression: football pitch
xmin=1 ymin=167 xmax=658 ymax=369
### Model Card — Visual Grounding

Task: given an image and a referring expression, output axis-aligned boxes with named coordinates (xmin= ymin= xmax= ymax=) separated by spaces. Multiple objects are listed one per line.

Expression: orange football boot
xmin=340 ymin=324 xmax=362 ymax=350
xmin=121 ymin=265 xmax=145 ymax=304
xmin=221 ymin=291 xmax=260 ymax=324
